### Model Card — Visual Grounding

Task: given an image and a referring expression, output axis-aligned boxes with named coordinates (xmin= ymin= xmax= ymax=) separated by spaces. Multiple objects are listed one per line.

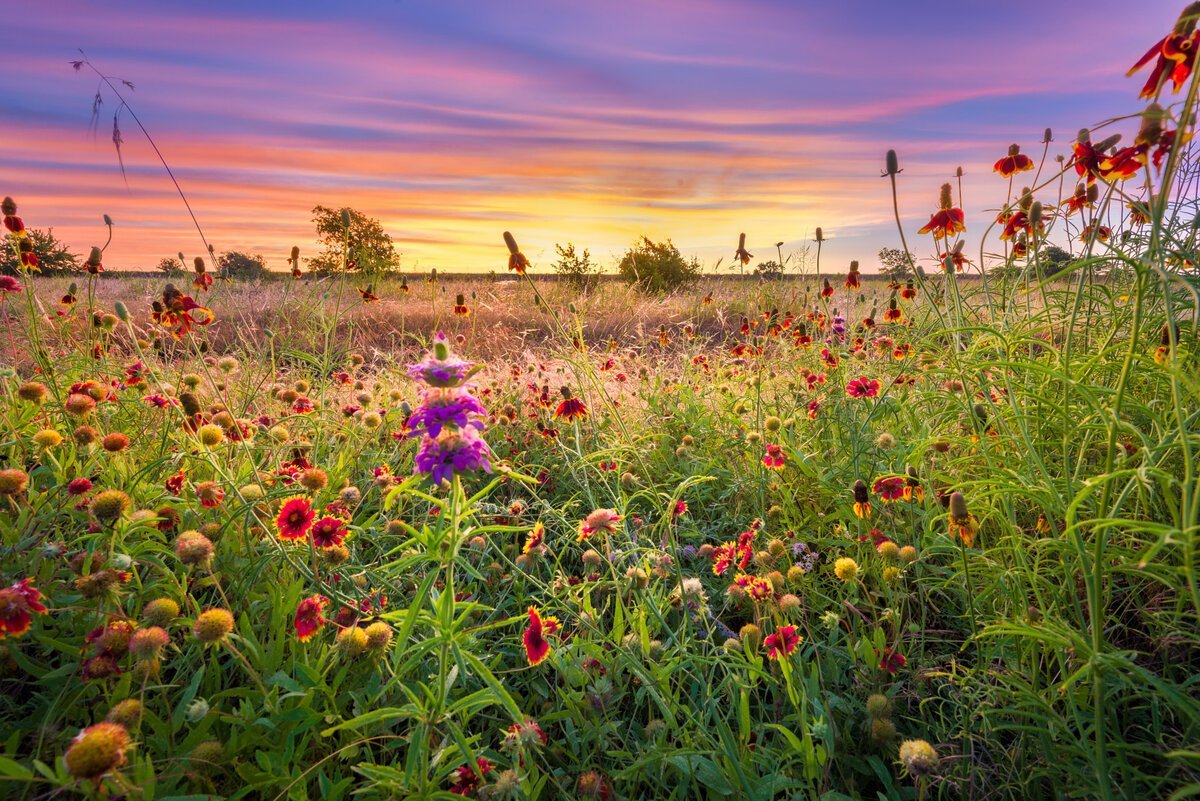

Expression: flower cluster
xmin=408 ymin=332 xmax=492 ymax=484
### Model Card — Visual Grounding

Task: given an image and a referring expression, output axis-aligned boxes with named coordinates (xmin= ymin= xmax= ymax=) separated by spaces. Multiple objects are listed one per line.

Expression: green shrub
xmin=617 ymin=237 xmax=700 ymax=293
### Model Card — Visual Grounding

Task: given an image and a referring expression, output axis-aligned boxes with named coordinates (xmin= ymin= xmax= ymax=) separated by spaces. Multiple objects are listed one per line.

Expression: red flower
xmin=276 ymin=497 xmax=315 ymax=541
xmin=821 ymin=278 xmax=834 ymax=298
xmin=918 ymin=183 xmax=966 ymax=239
xmin=846 ymin=377 xmax=880 ymax=398
xmin=194 ymin=272 xmax=213 ymax=293
xmin=762 ymin=443 xmax=786 ymax=470
xmin=165 ymin=470 xmax=186 ymax=496
xmin=294 ymin=595 xmax=328 ymax=641
xmin=453 ymin=294 xmax=470 ymax=316
xmin=311 ymin=516 xmax=347 ymax=548
xmin=358 ymin=287 xmax=380 ymax=303
xmin=523 ymin=606 xmax=554 ymax=666
xmin=806 ymin=399 xmax=821 ymax=419
xmin=0 ymin=579 xmax=47 ymax=638
xmin=993 ymin=144 xmax=1034 ymax=178
xmin=554 ymin=390 xmax=588 ymax=423
xmin=1071 ymin=136 xmax=1108 ymax=185
xmin=1128 ymin=12 xmax=1200 ymax=101
xmin=879 ymin=647 xmax=907 ymax=675
xmin=763 ymin=625 xmax=801 ymax=659
xmin=873 ymin=476 xmax=906 ymax=502
xmin=523 ymin=522 xmax=545 ymax=555
xmin=449 ymin=757 xmax=494 ymax=796
xmin=845 ymin=262 xmax=862 ymax=289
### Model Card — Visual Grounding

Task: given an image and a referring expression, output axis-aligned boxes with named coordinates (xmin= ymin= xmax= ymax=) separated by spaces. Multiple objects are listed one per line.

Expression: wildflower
xmin=523 ymin=606 xmax=555 ymax=666
xmin=142 ymin=598 xmax=180 ymax=627
xmin=845 ymin=260 xmax=862 ymax=289
xmin=311 ymin=516 xmax=347 ymax=548
xmin=294 ymin=595 xmax=328 ymax=641
xmin=414 ymin=427 xmax=492 ymax=485
xmin=453 ymin=294 xmax=469 ymax=316
xmin=1128 ymin=4 xmax=1200 ymax=99
xmin=993 ymin=144 xmax=1034 ymax=177
xmin=523 ymin=521 xmax=545 ymax=555
xmin=91 ymin=489 xmax=131 ymax=522
xmin=883 ymin=297 xmax=904 ymax=323
xmin=152 ymin=284 xmax=214 ymax=340
xmin=192 ymin=257 xmax=212 ymax=292
xmin=846 ymin=377 xmax=880 ymax=398
xmin=0 ymin=578 xmax=48 ymax=638
xmin=1100 ymin=104 xmax=1177 ymax=180
xmin=408 ymin=387 xmax=488 ymax=439
xmin=288 ymin=245 xmax=302 ymax=278
xmin=450 ymin=757 xmax=494 ymax=796
xmin=194 ymin=481 xmax=224 ymax=508
xmin=948 ymin=491 xmax=977 ymax=547
xmin=763 ymin=625 xmax=802 ymax=659
xmin=174 ymin=530 xmax=214 ymax=567
xmin=0 ymin=469 xmax=29 ymax=497
xmin=762 ymin=443 xmax=786 ymax=470
xmin=821 ymin=278 xmax=834 ymax=298
xmin=503 ymin=719 xmax=548 ymax=751
xmin=64 ymin=722 xmax=131 ymax=782
xmin=898 ymin=739 xmax=939 ymax=777
xmin=276 ymin=497 xmax=315 ymax=541
xmin=578 ymin=508 xmax=621 ymax=542
xmin=873 ymin=475 xmax=906 ymax=502
xmin=128 ymin=627 xmax=169 ymax=660
xmin=0 ymin=275 xmax=22 ymax=295
xmin=903 ymin=466 xmax=923 ymax=501
xmin=504 ymin=231 xmax=530 ymax=274
xmin=917 ymin=183 xmax=966 ymax=239
xmin=734 ymin=233 xmax=753 ymax=267
xmin=879 ymin=646 xmax=907 ymax=674
xmin=193 ymin=608 xmax=235 ymax=643
xmin=359 ymin=286 xmax=380 ymax=303
xmin=2 ymin=197 xmax=26 ymax=239
xmin=554 ymin=387 xmax=588 ymax=422
xmin=1079 ymin=223 xmax=1112 ymax=243
xmin=834 ymin=557 xmax=859 ymax=582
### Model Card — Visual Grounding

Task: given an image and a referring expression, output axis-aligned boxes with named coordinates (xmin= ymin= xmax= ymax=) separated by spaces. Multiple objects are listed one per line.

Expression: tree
xmin=618 ymin=237 xmax=701 ymax=294
xmin=309 ymin=206 xmax=400 ymax=275
xmin=1 ymin=228 xmax=82 ymax=275
xmin=217 ymin=251 xmax=267 ymax=280
xmin=156 ymin=256 xmax=184 ymax=275
xmin=878 ymin=247 xmax=914 ymax=281
xmin=552 ymin=243 xmax=600 ymax=288
xmin=1034 ymin=244 xmax=1073 ymax=278
xmin=753 ymin=260 xmax=784 ymax=279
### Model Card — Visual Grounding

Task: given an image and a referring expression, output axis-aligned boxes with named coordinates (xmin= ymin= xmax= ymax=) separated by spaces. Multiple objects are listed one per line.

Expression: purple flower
xmin=407 ymin=332 xmax=478 ymax=388
xmin=407 ymin=388 xmax=487 ymax=439
xmin=414 ymin=428 xmax=492 ymax=485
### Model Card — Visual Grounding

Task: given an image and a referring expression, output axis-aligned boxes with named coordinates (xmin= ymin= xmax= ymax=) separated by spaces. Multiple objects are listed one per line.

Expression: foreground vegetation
xmin=2 ymin=6 xmax=1200 ymax=800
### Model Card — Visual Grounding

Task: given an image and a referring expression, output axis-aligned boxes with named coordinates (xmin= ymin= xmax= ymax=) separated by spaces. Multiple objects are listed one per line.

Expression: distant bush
xmin=552 ymin=242 xmax=600 ymax=288
xmin=217 ymin=251 xmax=268 ymax=280
xmin=617 ymin=237 xmax=700 ymax=293
xmin=155 ymin=256 xmax=184 ymax=275
xmin=1 ymin=228 xmax=81 ymax=275
xmin=753 ymin=260 xmax=783 ymax=280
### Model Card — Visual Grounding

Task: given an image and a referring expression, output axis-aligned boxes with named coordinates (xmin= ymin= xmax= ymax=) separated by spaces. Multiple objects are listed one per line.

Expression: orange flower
xmin=918 ymin=183 xmax=966 ymax=239
xmin=554 ymin=387 xmax=588 ymax=422
xmin=993 ymin=144 xmax=1034 ymax=178
xmin=852 ymin=479 xmax=872 ymax=519
xmin=523 ymin=522 xmax=545 ymax=555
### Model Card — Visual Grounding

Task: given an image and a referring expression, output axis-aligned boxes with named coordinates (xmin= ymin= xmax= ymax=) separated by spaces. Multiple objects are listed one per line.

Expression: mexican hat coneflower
xmin=554 ymin=387 xmax=588 ymax=422
xmin=994 ymin=144 xmax=1034 ymax=178
xmin=1128 ymin=3 xmax=1200 ymax=100
xmin=917 ymin=183 xmax=966 ymax=240
xmin=948 ymin=491 xmax=977 ymax=547
xmin=845 ymin=260 xmax=862 ymax=289
xmin=734 ymin=233 xmax=752 ymax=267
xmin=504 ymin=231 xmax=530 ymax=274
xmin=851 ymin=480 xmax=871 ymax=519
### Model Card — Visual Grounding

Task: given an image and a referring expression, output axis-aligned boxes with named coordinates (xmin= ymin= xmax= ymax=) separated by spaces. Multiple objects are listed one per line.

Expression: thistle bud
xmin=884 ymin=149 xmax=899 ymax=176
xmin=955 ymin=166 xmax=963 ymax=178
xmin=1043 ymin=127 xmax=1053 ymax=144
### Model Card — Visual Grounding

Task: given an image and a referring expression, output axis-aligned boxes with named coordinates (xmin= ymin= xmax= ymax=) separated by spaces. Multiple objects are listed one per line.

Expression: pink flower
xmin=846 ymin=377 xmax=880 ymax=398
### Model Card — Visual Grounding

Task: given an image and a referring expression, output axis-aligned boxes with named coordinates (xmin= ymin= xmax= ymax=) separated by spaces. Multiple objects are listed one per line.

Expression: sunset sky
xmin=1 ymin=0 xmax=1171 ymax=273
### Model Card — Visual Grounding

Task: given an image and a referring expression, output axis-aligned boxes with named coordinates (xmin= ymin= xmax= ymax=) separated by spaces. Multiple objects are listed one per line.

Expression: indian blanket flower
xmin=523 ymin=606 xmax=558 ymax=666
xmin=276 ymin=496 xmax=315 ymax=541
xmin=873 ymin=476 xmax=906 ymax=502
xmin=846 ymin=377 xmax=880 ymax=398
xmin=311 ymin=516 xmax=347 ymax=548
xmin=762 ymin=443 xmax=786 ymax=470
xmin=523 ymin=521 xmax=545 ymax=555
xmin=852 ymin=480 xmax=872 ymax=519
xmin=450 ymin=756 xmax=494 ymax=796
xmin=554 ymin=387 xmax=588 ymax=422
xmin=294 ymin=595 xmax=328 ymax=641
xmin=1128 ymin=4 xmax=1200 ymax=99
xmin=64 ymin=722 xmax=131 ymax=782
xmin=763 ymin=625 xmax=801 ymax=659
xmin=918 ymin=183 xmax=966 ymax=239
xmin=993 ymin=144 xmax=1034 ymax=178
xmin=879 ymin=647 xmax=907 ymax=675
xmin=0 ymin=578 xmax=48 ymax=638
xmin=578 ymin=508 xmax=621 ymax=542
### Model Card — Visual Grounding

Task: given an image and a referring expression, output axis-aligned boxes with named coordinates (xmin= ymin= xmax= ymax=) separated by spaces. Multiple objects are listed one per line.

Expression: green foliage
xmin=618 ymin=236 xmax=701 ymax=293
xmin=1 ymin=228 xmax=82 ymax=275
xmin=753 ymin=260 xmax=784 ymax=279
xmin=309 ymin=205 xmax=400 ymax=275
xmin=552 ymin=242 xmax=600 ymax=288
xmin=216 ymin=250 xmax=267 ymax=280
xmin=155 ymin=256 xmax=184 ymax=275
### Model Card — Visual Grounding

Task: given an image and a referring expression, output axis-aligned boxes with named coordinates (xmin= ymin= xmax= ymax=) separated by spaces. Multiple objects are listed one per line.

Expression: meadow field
xmin=2 ymin=7 xmax=1200 ymax=801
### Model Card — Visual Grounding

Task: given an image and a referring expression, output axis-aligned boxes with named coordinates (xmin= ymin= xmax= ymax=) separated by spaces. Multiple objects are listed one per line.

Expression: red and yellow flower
xmin=522 ymin=606 xmax=557 ymax=666
xmin=276 ymin=496 xmax=315 ymax=541
xmin=294 ymin=595 xmax=328 ymax=641
xmin=993 ymin=144 xmax=1034 ymax=178
xmin=763 ymin=625 xmax=801 ymax=659
xmin=917 ymin=183 xmax=966 ymax=240
xmin=0 ymin=578 xmax=47 ymax=638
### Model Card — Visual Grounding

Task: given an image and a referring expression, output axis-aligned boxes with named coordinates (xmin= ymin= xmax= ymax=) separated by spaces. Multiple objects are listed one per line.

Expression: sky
xmin=0 ymin=0 xmax=1179 ymax=273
